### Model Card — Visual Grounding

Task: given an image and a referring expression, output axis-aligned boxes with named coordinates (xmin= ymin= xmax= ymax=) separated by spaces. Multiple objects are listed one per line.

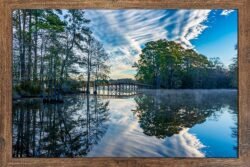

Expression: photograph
xmin=12 ymin=9 xmax=238 ymax=158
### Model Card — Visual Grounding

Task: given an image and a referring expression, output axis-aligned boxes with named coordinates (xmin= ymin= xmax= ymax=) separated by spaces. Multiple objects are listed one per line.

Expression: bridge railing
xmin=96 ymin=80 xmax=153 ymax=87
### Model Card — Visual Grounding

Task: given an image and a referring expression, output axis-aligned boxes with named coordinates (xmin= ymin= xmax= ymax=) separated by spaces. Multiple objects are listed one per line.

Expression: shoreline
xmin=13 ymin=88 xmax=237 ymax=101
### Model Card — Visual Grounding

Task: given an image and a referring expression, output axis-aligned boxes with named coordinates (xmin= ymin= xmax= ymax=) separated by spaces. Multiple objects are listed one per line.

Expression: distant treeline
xmin=12 ymin=9 xmax=110 ymax=97
xmin=134 ymin=39 xmax=237 ymax=89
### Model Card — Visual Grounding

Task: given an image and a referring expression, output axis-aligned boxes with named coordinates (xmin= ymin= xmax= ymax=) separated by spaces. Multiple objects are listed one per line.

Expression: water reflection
xmin=133 ymin=90 xmax=237 ymax=139
xmin=12 ymin=95 xmax=109 ymax=157
xmin=12 ymin=90 xmax=238 ymax=157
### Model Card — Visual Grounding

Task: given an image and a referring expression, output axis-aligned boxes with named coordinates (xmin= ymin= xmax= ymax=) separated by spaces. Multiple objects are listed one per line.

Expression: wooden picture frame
xmin=0 ymin=0 xmax=249 ymax=166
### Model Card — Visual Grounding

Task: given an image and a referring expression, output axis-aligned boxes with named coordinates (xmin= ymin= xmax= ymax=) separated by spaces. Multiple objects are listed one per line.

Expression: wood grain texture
xmin=0 ymin=0 xmax=249 ymax=166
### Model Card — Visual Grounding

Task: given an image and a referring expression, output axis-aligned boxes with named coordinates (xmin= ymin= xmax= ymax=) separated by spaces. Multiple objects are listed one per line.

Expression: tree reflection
xmin=228 ymin=96 xmax=238 ymax=152
xmin=12 ymin=95 xmax=109 ymax=157
xmin=133 ymin=90 xmax=237 ymax=139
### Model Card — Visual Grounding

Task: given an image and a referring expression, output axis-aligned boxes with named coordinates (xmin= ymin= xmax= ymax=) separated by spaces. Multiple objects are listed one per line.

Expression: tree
xmin=92 ymin=40 xmax=110 ymax=93
xmin=229 ymin=44 xmax=238 ymax=88
xmin=12 ymin=9 xmax=111 ymax=97
xmin=84 ymin=37 xmax=110 ymax=94
xmin=135 ymin=39 xmax=236 ymax=89
xmin=59 ymin=10 xmax=90 ymax=87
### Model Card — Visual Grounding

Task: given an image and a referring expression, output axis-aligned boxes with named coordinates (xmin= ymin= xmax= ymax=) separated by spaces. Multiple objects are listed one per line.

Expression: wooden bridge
xmin=93 ymin=79 xmax=153 ymax=96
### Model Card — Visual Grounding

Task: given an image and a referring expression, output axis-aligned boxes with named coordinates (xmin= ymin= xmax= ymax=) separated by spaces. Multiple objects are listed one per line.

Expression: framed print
xmin=0 ymin=0 xmax=250 ymax=166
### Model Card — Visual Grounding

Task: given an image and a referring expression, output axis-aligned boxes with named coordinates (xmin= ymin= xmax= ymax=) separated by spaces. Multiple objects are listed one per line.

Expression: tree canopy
xmin=135 ymin=39 xmax=237 ymax=89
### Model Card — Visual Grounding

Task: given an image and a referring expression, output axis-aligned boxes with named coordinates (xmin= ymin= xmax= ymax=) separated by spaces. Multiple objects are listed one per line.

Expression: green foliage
xmin=229 ymin=57 xmax=237 ymax=88
xmin=61 ymin=79 xmax=84 ymax=93
xmin=135 ymin=39 xmax=237 ymax=89
xmin=15 ymin=81 xmax=41 ymax=96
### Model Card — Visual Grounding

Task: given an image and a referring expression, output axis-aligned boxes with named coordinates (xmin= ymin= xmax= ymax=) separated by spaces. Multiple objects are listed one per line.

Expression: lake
xmin=12 ymin=89 xmax=238 ymax=158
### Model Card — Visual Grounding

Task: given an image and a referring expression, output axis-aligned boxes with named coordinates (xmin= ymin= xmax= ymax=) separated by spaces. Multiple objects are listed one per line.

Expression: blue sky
xmin=84 ymin=9 xmax=237 ymax=79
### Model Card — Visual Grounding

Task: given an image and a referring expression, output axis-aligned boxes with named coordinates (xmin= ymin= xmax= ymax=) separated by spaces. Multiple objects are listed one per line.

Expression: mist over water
xmin=12 ymin=89 xmax=237 ymax=157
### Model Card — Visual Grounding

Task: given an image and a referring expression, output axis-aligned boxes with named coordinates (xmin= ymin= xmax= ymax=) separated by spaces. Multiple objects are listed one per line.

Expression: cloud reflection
xmin=87 ymin=98 xmax=205 ymax=157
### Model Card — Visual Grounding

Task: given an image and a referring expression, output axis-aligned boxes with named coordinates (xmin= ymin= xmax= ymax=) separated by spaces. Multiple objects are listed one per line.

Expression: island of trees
xmin=134 ymin=40 xmax=237 ymax=89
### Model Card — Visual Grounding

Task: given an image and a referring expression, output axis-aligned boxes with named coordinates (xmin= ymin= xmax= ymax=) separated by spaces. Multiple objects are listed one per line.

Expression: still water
xmin=12 ymin=89 xmax=238 ymax=158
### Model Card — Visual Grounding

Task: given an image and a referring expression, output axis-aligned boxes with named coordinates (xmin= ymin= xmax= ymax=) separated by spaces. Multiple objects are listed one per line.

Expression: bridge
xmin=93 ymin=79 xmax=153 ymax=96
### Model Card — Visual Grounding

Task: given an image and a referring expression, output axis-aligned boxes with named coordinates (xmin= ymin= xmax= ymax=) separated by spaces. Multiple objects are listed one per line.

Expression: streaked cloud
xmin=221 ymin=10 xmax=234 ymax=16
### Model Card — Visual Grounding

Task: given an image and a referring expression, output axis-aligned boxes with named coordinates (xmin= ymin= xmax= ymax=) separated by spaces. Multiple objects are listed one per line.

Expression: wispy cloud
xmin=221 ymin=10 xmax=234 ymax=16
xmin=85 ymin=10 xmax=211 ymax=79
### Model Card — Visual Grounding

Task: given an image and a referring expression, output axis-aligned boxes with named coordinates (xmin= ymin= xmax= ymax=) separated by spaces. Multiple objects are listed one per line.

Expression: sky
xmin=84 ymin=9 xmax=238 ymax=79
